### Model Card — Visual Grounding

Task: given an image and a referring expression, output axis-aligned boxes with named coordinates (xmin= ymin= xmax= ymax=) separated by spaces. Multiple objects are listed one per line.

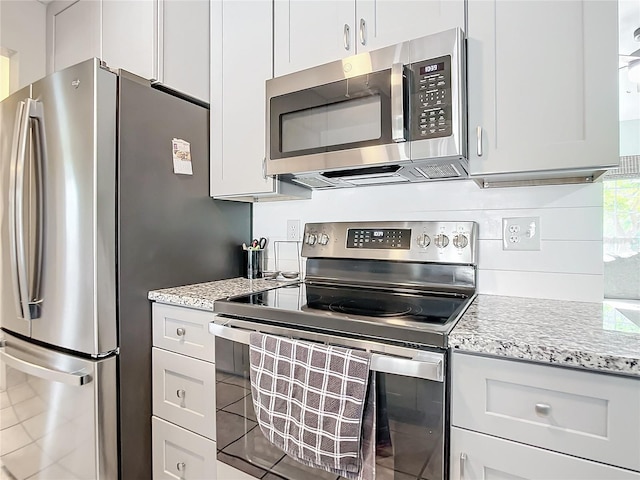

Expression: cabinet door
xmin=274 ymin=0 xmax=354 ymax=77
xmin=210 ymin=0 xmax=276 ymax=197
xmin=102 ymin=0 xmax=155 ymax=80
xmin=161 ymin=0 xmax=210 ymax=102
xmin=356 ymin=0 xmax=464 ymax=52
xmin=47 ymin=0 xmax=100 ymax=73
xmin=152 ymin=347 xmax=216 ymax=441
xmin=450 ymin=427 xmax=640 ymax=480
xmin=152 ymin=416 xmax=217 ymax=480
xmin=467 ymin=0 xmax=618 ymax=178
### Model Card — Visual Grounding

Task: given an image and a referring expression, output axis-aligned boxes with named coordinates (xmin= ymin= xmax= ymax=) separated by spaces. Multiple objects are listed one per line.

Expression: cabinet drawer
xmin=152 ymin=416 xmax=216 ymax=480
xmin=153 ymin=348 xmax=216 ymax=440
xmin=153 ymin=303 xmax=215 ymax=361
xmin=450 ymin=427 xmax=640 ymax=480
xmin=452 ymin=353 xmax=640 ymax=471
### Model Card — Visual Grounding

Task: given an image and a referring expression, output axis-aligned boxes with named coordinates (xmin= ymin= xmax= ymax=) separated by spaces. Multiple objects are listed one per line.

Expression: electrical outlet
xmin=287 ymin=219 xmax=300 ymax=241
xmin=502 ymin=217 xmax=540 ymax=251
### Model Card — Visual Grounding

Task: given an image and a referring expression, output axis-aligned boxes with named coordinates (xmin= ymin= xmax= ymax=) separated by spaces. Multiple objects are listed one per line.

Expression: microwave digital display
xmin=420 ymin=62 xmax=445 ymax=75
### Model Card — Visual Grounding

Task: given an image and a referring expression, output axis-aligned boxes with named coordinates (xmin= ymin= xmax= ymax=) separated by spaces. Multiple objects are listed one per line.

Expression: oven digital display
xmin=347 ymin=228 xmax=411 ymax=249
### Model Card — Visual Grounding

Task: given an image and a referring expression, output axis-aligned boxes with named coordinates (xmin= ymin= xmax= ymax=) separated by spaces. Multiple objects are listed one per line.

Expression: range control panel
xmin=409 ymin=55 xmax=452 ymax=140
xmin=302 ymin=221 xmax=478 ymax=265
xmin=347 ymin=228 xmax=411 ymax=249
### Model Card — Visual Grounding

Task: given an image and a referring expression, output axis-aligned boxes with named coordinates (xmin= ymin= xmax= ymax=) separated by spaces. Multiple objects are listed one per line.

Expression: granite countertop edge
xmin=449 ymin=294 xmax=640 ymax=378
xmin=149 ymin=281 xmax=640 ymax=378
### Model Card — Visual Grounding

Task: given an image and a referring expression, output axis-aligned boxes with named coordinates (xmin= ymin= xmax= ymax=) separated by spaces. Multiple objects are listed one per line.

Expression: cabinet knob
xmin=177 ymin=389 xmax=186 ymax=399
xmin=535 ymin=402 xmax=551 ymax=417
xmin=176 ymin=327 xmax=186 ymax=337
xmin=176 ymin=462 xmax=186 ymax=472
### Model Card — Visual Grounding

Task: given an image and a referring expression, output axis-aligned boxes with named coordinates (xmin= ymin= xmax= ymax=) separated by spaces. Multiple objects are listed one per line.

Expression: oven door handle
xmin=209 ymin=322 xmax=444 ymax=382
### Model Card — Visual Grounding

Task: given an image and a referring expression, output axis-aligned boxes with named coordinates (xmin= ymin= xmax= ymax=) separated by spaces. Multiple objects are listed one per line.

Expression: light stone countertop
xmin=449 ymin=294 xmax=640 ymax=378
xmin=148 ymin=277 xmax=296 ymax=311
xmin=150 ymin=279 xmax=640 ymax=378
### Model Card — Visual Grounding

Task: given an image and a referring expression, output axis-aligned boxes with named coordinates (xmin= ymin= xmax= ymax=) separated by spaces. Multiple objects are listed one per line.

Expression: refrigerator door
xmin=1 ymin=85 xmax=35 ymax=339
xmin=27 ymin=59 xmax=118 ymax=355
xmin=0 ymin=331 xmax=117 ymax=479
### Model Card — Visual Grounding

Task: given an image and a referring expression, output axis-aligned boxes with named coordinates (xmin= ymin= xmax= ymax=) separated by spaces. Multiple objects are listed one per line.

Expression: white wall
xmin=0 ymin=0 xmax=47 ymax=92
xmin=254 ymin=180 xmax=603 ymax=302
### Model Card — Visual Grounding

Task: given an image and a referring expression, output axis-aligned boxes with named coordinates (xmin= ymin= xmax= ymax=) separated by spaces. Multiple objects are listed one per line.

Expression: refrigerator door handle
xmin=8 ymin=100 xmax=29 ymax=320
xmin=0 ymin=347 xmax=93 ymax=386
xmin=26 ymin=99 xmax=46 ymax=319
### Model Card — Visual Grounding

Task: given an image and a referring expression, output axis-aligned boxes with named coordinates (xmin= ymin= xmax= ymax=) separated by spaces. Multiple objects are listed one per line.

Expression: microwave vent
xmin=416 ymin=163 xmax=461 ymax=179
xmin=292 ymin=176 xmax=336 ymax=189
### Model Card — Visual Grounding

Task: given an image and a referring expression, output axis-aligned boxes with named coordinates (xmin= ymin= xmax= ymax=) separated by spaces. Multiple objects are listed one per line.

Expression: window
xmin=603 ymin=156 xmax=640 ymax=300
xmin=0 ymin=53 xmax=9 ymax=101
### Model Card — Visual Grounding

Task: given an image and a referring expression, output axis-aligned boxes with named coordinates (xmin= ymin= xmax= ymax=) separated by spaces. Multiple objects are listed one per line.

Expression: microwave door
xmin=267 ymin=68 xmax=410 ymax=176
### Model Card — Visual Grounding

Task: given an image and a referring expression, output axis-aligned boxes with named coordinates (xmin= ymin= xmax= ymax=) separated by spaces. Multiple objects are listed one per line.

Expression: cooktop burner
xmin=304 ymin=284 xmax=460 ymax=323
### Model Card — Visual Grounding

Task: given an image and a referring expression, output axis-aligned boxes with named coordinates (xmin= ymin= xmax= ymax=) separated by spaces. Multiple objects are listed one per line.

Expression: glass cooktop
xmin=215 ymin=282 xmax=471 ymax=348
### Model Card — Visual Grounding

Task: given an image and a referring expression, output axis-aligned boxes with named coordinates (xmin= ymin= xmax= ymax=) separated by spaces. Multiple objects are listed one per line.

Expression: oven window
xmin=281 ymin=95 xmax=382 ymax=153
xmin=215 ymin=337 xmax=445 ymax=480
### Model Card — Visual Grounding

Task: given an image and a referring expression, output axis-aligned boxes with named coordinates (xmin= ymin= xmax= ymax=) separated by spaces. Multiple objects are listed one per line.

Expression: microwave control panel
xmin=409 ymin=55 xmax=452 ymax=140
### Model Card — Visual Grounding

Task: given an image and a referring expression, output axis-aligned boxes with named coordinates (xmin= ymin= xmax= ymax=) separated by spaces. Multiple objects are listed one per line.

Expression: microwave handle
xmin=391 ymin=63 xmax=406 ymax=143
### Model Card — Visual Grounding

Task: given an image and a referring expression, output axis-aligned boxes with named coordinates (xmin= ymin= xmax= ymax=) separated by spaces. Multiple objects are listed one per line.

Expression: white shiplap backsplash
xmin=253 ymin=180 xmax=603 ymax=302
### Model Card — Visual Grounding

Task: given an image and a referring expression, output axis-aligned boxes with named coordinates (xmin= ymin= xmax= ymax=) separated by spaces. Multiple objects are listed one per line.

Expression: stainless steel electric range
xmin=210 ymin=221 xmax=478 ymax=480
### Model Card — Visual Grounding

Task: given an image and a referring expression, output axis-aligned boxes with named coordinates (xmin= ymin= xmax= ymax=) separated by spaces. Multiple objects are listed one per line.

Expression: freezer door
xmin=0 ymin=85 xmax=34 ymax=338
xmin=28 ymin=59 xmax=118 ymax=355
xmin=0 ymin=331 xmax=117 ymax=479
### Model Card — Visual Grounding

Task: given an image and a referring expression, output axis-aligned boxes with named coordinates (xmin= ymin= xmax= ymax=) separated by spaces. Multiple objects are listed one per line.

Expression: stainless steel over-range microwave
xmin=266 ymin=28 xmax=467 ymax=189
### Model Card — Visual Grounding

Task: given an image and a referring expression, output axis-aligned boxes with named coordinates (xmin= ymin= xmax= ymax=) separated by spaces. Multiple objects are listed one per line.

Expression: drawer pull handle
xmin=535 ymin=403 xmax=551 ymax=417
xmin=176 ymin=327 xmax=186 ymax=337
xmin=177 ymin=462 xmax=186 ymax=471
xmin=177 ymin=389 xmax=186 ymax=399
xmin=460 ymin=452 xmax=467 ymax=480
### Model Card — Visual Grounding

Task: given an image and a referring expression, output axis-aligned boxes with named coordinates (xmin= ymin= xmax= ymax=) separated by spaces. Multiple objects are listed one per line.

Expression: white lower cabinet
xmin=451 ymin=352 xmax=640 ymax=478
xmin=152 ymin=302 xmax=217 ymax=480
xmin=152 ymin=416 xmax=217 ymax=480
xmin=450 ymin=427 xmax=640 ymax=480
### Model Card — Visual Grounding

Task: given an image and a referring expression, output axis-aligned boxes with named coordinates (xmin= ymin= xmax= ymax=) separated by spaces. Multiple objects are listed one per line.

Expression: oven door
xmin=211 ymin=317 xmax=446 ymax=480
xmin=266 ymin=55 xmax=410 ymax=177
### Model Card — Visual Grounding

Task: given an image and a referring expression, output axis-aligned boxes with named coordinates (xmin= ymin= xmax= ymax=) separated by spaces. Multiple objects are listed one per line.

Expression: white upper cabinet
xmin=46 ymin=0 xmax=208 ymax=103
xmin=48 ymin=0 xmax=101 ymax=74
xmin=274 ymin=0 xmax=464 ymax=77
xmin=467 ymin=0 xmax=619 ymax=185
xmin=356 ymin=0 xmax=465 ymax=52
xmin=101 ymin=0 xmax=155 ymax=81
xmin=274 ymin=0 xmax=352 ymax=77
xmin=157 ymin=0 xmax=210 ymax=103
xmin=210 ymin=0 xmax=311 ymax=200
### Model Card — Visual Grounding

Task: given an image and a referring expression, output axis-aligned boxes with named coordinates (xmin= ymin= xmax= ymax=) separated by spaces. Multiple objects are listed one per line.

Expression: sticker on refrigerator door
xmin=172 ymin=138 xmax=193 ymax=175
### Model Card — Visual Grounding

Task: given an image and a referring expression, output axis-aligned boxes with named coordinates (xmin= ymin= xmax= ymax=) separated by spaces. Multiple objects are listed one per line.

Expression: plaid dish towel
xmin=249 ymin=332 xmax=376 ymax=480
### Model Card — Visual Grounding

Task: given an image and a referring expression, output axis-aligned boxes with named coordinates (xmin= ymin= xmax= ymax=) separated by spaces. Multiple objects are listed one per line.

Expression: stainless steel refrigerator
xmin=0 ymin=58 xmax=251 ymax=480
